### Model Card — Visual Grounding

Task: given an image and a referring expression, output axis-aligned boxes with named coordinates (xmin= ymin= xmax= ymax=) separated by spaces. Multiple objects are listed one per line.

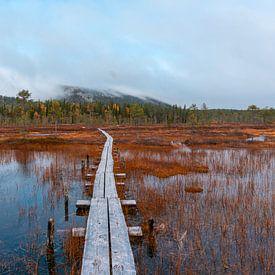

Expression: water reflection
xmin=0 ymin=144 xmax=98 ymax=274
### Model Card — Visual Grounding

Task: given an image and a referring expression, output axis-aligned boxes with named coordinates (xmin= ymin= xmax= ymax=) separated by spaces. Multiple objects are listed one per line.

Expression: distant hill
xmin=60 ymin=85 xmax=169 ymax=106
xmin=0 ymin=86 xmax=169 ymax=106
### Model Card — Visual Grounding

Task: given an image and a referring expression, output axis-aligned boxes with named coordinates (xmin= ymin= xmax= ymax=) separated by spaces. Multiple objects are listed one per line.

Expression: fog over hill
xmin=0 ymin=85 xmax=170 ymax=106
xmin=59 ymin=85 xmax=169 ymax=106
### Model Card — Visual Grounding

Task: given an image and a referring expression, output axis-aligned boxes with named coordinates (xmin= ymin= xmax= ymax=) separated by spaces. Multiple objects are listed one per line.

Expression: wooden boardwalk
xmin=81 ymin=129 xmax=136 ymax=275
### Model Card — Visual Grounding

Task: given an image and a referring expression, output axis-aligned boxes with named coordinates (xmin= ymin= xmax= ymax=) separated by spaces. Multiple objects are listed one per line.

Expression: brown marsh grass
xmin=117 ymin=133 xmax=275 ymax=274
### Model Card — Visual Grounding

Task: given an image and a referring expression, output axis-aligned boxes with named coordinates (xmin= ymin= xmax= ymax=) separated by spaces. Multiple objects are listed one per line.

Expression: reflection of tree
xmin=1 ymin=144 xmax=100 ymax=207
xmin=14 ymin=148 xmax=34 ymax=175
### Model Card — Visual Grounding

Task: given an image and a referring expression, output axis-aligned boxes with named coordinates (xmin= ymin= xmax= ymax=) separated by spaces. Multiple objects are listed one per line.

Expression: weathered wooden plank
xmin=121 ymin=200 xmax=136 ymax=207
xmin=85 ymin=173 xmax=95 ymax=179
xmin=105 ymin=172 xmax=118 ymax=198
xmin=72 ymin=227 xmax=86 ymax=237
xmin=76 ymin=200 xmax=90 ymax=209
xmin=85 ymin=182 xmax=93 ymax=188
xmin=82 ymin=129 xmax=136 ymax=275
xmin=115 ymin=173 xmax=126 ymax=178
xmin=116 ymin=182 xmax=125 ymax=186
xmin=128 ymin=226 xmax=143 ymax=237
xmin=108 ymin=198 xmax=136 ymax=275
xmin=81 ymin=198 xmax=110 ymax=275
xmin=92 ymin=173 xmax=105 ymax=198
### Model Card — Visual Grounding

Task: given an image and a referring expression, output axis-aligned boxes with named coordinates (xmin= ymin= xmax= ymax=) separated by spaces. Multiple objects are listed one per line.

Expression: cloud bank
xmin=0 ymin=0 xmax=275 ymax=108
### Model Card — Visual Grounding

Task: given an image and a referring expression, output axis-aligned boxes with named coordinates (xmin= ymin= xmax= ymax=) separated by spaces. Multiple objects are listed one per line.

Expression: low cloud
xmin=0 ymin=0 xmax=275 ymax=108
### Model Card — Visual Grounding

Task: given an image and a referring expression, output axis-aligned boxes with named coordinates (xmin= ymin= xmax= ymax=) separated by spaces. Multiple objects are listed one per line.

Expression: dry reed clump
xmin=125 ymin=157 xmax=208 ymax=178
xmin=184 ymin=186 xmax=203 ymax=193
xmin=63 ymin=231 xmax=84 ymax=273
xmin=137 ymin=185 xmax=168 ymax=220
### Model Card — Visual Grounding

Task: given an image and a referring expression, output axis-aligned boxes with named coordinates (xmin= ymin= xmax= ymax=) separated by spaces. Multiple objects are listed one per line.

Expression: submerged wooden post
xmin=65 ymin=191 xmax=69 ymax=222
xmin=47 ymin=218 xmax=55 ymax=246
xmin=47 ymin=218 xmax=56 ymax=274
xmin=86 ymin=154 xmax=89 ymax=168
xmin=46 ymin=245 xmax=56 ymax=275
xmin=148 ymin=219 xmax=154 ymax=232
xmin=148 ymin=218 xmax=157 ymax=258
xmin=121 ymin=156 xmax=125 ymax=170
xmin=81 ymin=160 xmax=85 ymax=170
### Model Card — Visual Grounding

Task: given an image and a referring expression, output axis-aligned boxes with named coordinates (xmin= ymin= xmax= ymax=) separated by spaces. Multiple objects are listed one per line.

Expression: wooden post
xmin=81 ymin=160 xmax=85 ymax=170
xmin=148 ymin=219 xmax=154 ymax=233
xmin=86 ymin=154 xmax=89 ymax=168
xmin=47 ymin=218 xmax=55 ymax=246
xmin=121 ymin=156 xmax=125 ymax=170
xmin=64 ymin=191 xmax=69 ymax=222
xmin=148 ymin=219 xmax=157 ymax=257
xmin=47 ymin=218 xmax=56 ymax=274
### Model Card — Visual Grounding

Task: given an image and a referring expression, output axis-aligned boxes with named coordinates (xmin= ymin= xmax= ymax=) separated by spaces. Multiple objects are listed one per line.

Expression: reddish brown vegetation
xmin=109 ymin=125 xmax=275 ymax=274
xmin=125 ymin=157 xmax=208 ymax=178
xmin=184 ymin=186 xmax=203 ymax=193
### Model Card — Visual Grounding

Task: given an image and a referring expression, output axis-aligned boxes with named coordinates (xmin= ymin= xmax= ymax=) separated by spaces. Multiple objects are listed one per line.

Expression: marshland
xmin=0 ymin=124 xmax=274 ymax=274
xmin=2 ymin=1 xmax=275 ymax=274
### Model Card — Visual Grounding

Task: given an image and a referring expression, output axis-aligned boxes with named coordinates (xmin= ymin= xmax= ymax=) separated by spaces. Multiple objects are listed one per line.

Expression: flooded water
xmin=122 ymin=146 xmax=275 ymax=274
xmin=246 ymin=135 xmax=266 ymax=142
xmin=0 ymin=144 xmax=96 ymax=274
xmin=1 ymin=141 xmax=274 ymax=274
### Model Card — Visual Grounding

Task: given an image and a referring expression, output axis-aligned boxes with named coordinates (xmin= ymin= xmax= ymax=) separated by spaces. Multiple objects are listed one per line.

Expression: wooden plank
xmin=105 ymin=172 xmax=118 ymax=198
xmin=76 ymin=200 xmax=90 ymax=209
xmin=128 ymin=226 xmax=143 ymax=237
xmin=92 ymin=173 xmax=105 ymax=198
xmin=82 ymin=129 xmax=136 ymax=274
xmin=116 ymin=182 xmax=125 ymax=186
xmin=72 ymin=227 xmax=86 ymax=237
xmin=108 ymin=198 xmax=136 ymax=275
xmin=85 ymin=182 xmax=93 ymax=188
xmin=85 ymin=173 xmax=95 ymax=179
xmin=115 ymin=173 xmax=126 ymax=178
xmin=121 ymin=200 xmax=136 ymax=207
xmin=81 ymin=198 xmax=110 ymax=275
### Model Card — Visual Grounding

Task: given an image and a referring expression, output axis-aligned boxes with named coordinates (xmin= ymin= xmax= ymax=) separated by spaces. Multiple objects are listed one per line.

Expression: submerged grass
xmin=119 ymin=133 xmax=275 ymax=274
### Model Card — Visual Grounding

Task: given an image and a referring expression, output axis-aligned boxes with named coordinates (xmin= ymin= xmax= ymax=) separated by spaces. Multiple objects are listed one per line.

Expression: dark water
xmin=0 ymin=145 xmax=94 ymax=274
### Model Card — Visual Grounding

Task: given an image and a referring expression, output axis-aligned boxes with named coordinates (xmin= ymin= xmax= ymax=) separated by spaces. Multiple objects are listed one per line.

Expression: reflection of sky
xmin=126 ymin=148 xmax=274 ymax=200
xmin=0 ymin=149 xmax=88 ymax=273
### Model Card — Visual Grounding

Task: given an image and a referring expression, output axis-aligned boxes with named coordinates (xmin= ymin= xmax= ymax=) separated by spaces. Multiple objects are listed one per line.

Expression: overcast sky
xmin=0 ymin=0 xmax=275 ymax=108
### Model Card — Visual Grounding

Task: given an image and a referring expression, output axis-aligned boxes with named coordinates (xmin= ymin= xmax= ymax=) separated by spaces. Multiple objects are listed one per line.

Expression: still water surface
xmin=0 ymin=144 xmax=94 ymax=274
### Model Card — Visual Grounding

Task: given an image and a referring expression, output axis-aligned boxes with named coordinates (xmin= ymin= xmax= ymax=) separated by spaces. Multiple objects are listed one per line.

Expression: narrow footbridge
xmin=81 ymin=129 xmax=136 ymax=275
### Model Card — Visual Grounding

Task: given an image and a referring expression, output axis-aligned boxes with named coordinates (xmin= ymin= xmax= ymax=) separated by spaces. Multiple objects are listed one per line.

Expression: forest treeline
xmin=0 ymin=91 xmax=274 ymax=126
